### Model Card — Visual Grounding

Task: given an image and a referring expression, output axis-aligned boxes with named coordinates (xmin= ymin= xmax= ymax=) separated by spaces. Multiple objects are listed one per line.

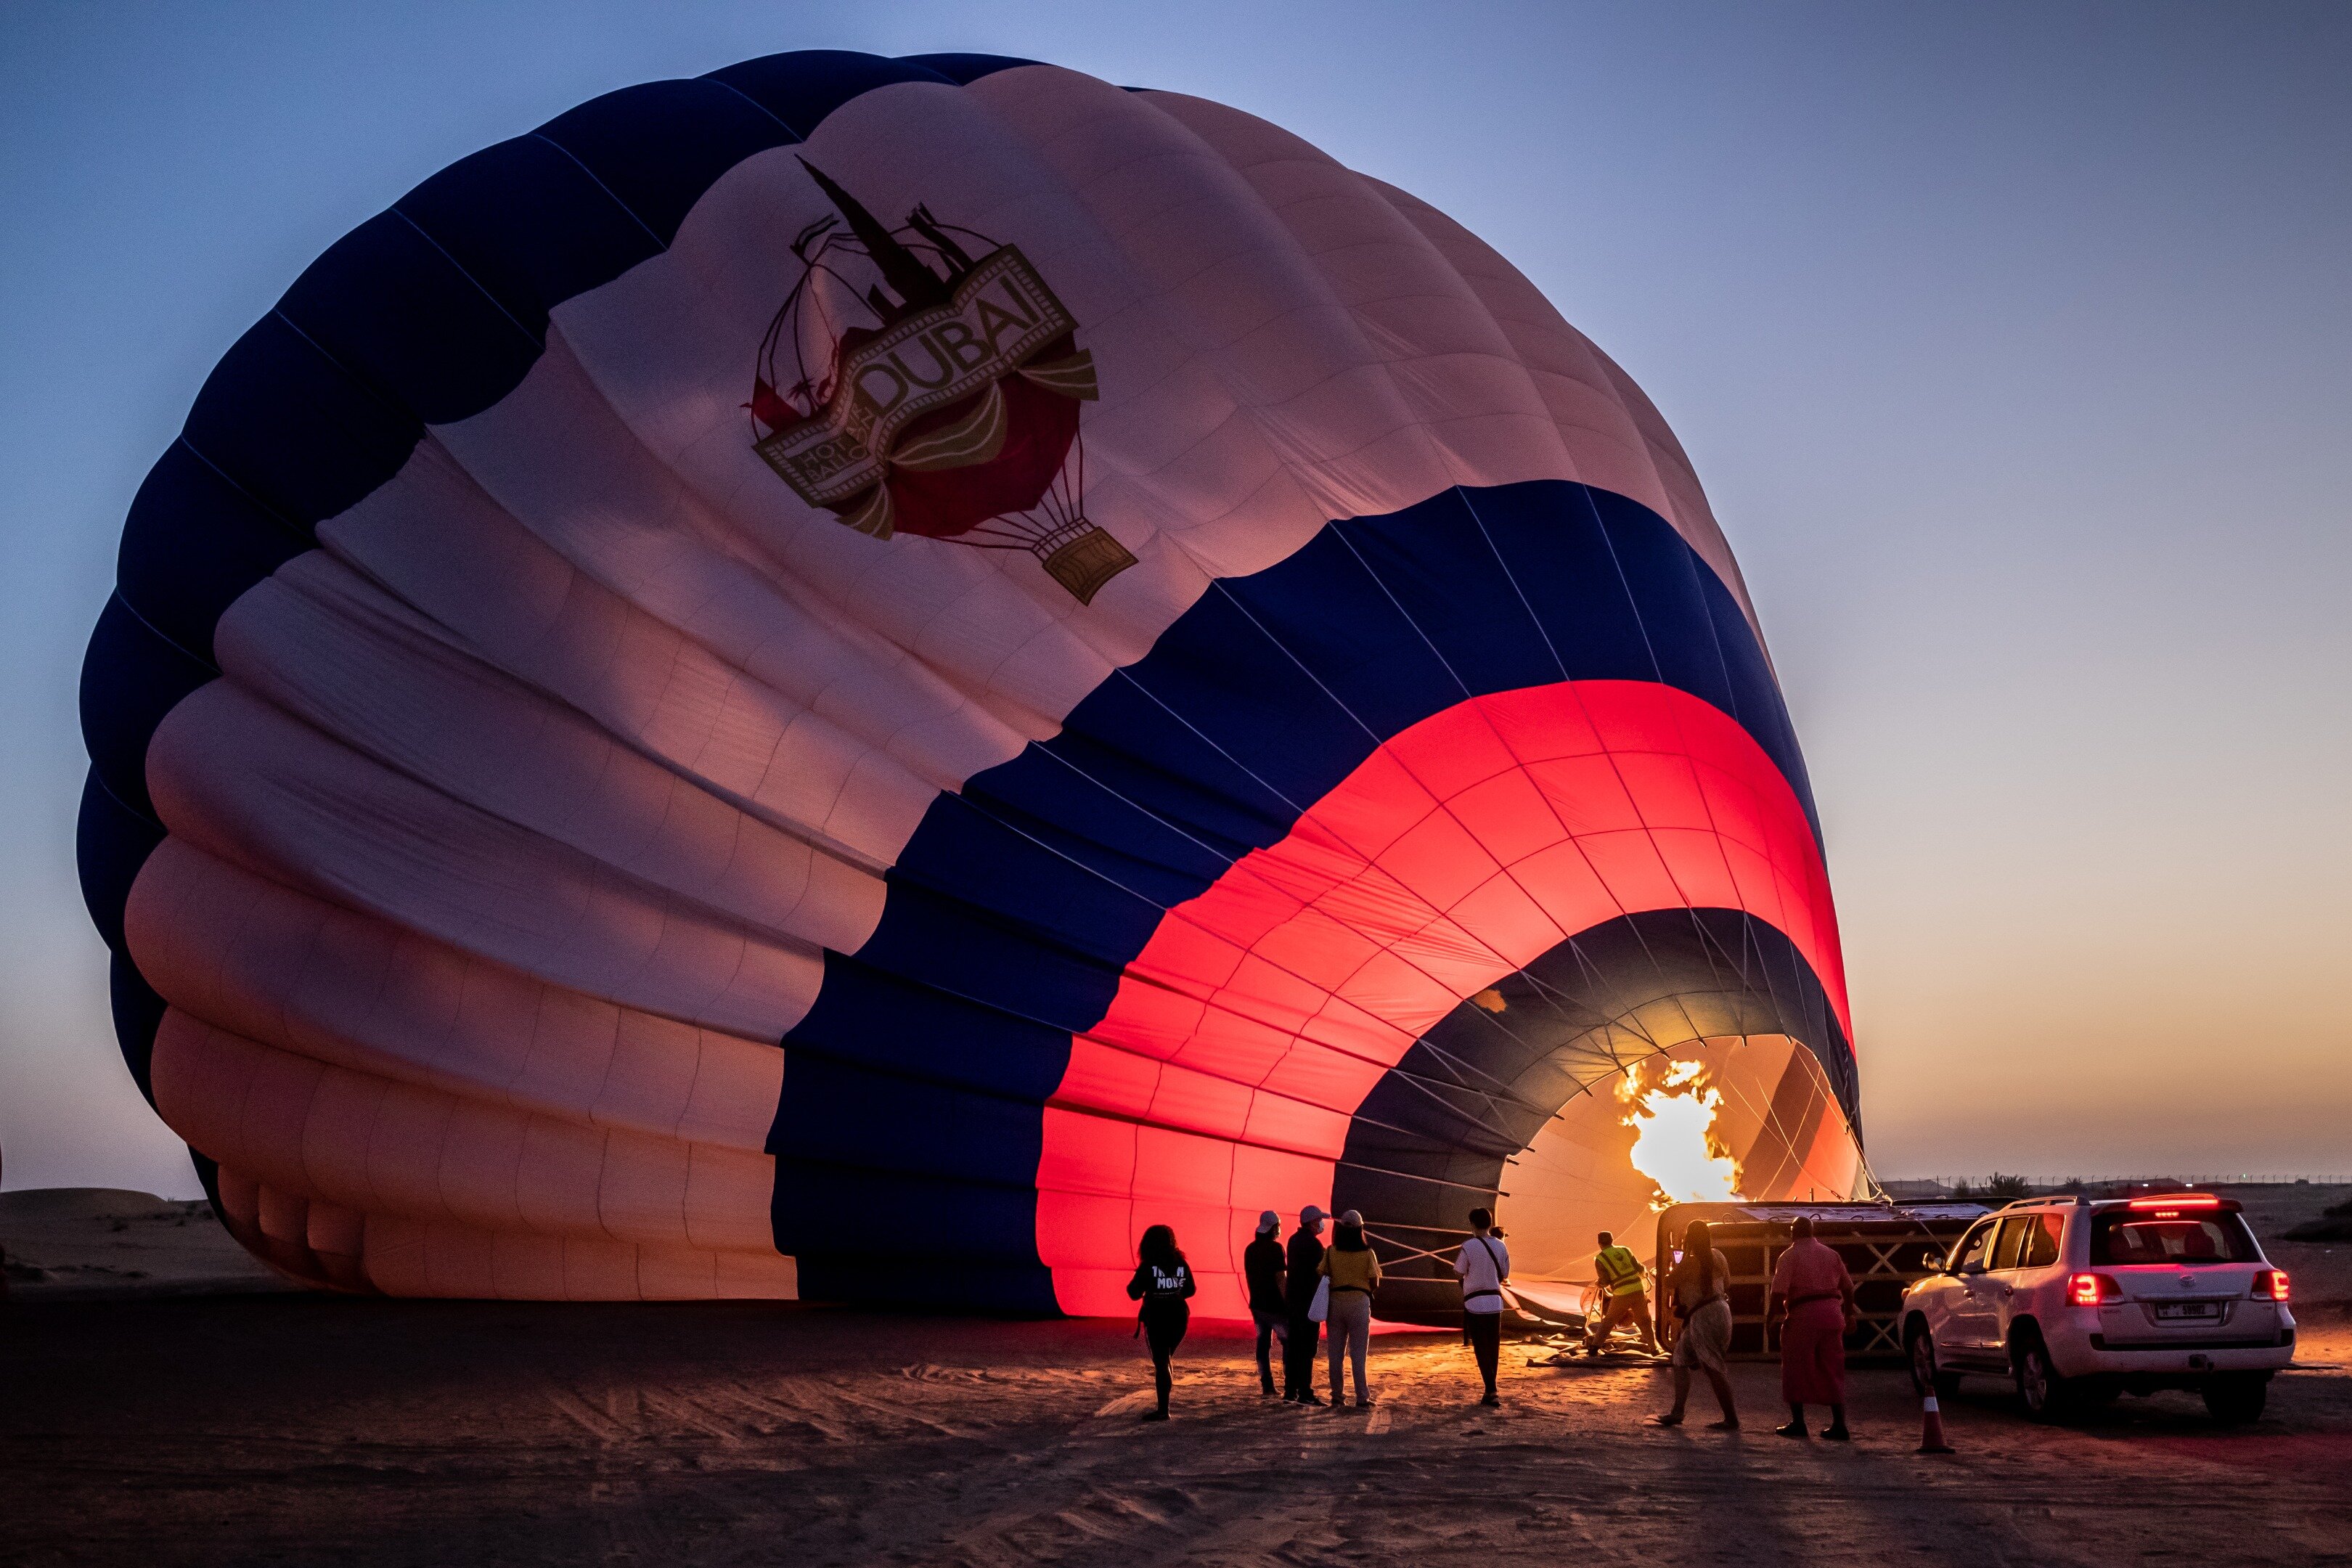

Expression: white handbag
xmin=1307 ymin=1276 xmax=1331 ymax=1323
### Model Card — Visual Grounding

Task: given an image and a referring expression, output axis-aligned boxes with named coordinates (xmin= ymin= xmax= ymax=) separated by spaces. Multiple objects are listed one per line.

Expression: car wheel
xmin=2013 ymin=1331 xmax=2070 ymax=1421
xmin=1908 ymin=1322 xmax=1961 ymax=1400
xmin=2201 ymin=1373 xmax=2269 ymax=1425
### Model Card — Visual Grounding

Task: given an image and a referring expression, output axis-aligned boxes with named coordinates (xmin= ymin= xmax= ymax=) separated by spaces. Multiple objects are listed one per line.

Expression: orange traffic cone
xmin=1916 ymin=1395 xmax=1955 ymax=1455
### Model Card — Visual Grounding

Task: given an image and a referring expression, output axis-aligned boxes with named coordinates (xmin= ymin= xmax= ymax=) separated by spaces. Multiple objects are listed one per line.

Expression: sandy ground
xmin=1 ymin=1299 xmax=2345 ymax=1567
xmin=4 ymin=1183 xmax=2348 ymax=1567
xmin=2219 ymin=1183 xmax=2352 ymax=1308
xmin=0 ymin=1189 xmax=293 ymax=1299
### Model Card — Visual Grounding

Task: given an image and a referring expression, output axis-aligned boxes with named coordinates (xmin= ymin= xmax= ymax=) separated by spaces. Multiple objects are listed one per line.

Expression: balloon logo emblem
xmin=748 ymin=160 xmax=1133 ymax=603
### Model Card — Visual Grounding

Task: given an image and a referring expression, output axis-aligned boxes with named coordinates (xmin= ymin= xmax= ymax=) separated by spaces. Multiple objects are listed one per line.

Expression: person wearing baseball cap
xmin=1319 ymin=1209 xmax=1384 ymax=1408
xmin=1283 ymin=1205 xmax=1330 ymax=1403
xmin=1244 ymin=1211 xmax=1288 ymax=1397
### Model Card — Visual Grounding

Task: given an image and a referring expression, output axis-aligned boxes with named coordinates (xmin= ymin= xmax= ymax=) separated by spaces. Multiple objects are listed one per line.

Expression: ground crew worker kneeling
xmin=1580 ymin=1231 xmax=1662 ymax=1356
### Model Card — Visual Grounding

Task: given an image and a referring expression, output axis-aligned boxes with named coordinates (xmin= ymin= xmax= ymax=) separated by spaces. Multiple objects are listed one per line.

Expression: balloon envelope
xmin=79 ymin=51 xmax=1861 ymax=1313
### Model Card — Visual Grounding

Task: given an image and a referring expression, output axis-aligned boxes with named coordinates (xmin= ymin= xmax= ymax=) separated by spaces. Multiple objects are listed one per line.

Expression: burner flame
xmin=1619 ymin=1058 xmax=1741 ymax=1208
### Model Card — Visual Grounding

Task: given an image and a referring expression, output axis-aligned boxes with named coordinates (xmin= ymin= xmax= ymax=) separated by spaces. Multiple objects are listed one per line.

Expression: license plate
xmin=2155 ymin=1302 xmax=2220 ymax=1320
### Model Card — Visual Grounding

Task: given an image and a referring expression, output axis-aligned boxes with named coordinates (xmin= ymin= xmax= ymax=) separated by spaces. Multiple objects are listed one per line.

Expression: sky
xmin=1 ymin=1 xmax=2345 ymax=1196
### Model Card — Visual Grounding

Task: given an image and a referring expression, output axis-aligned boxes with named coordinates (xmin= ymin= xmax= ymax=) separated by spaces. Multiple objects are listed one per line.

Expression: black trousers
xmin=1144 ymin=1304 xmax=1188 ymax=1412
xmin=1282 ymin=1313 xmax=1320 ymax=1396
xmin=1252 ymin=1312 xmax=1283 ymax=1391
xmin=1466 ymin=1311 xmax=1501 ymax=1395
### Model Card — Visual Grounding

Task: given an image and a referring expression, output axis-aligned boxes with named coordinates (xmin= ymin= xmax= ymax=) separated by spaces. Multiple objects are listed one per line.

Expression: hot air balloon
xmin=78 ymin=49 xmax=1862 ymax=1315
xmin=747 ymin=160 xmax=1126 ymax=600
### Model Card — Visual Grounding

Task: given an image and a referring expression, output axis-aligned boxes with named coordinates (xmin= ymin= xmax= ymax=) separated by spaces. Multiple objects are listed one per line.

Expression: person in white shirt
xmin=1454 ymin=1206 xmax=1511 ymax=1406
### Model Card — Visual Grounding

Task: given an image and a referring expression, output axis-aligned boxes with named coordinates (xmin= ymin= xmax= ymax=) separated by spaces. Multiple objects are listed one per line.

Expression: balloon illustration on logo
xmin=78 ymin=50 xmax=1863 ymax=1312
xmin=747 ymin=162 xmax=1128 ymax=602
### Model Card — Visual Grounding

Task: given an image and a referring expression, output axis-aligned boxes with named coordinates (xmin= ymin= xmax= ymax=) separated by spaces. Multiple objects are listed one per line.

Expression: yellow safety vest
xmin=1594 ymin=1245 xmax=1646 ymax=1297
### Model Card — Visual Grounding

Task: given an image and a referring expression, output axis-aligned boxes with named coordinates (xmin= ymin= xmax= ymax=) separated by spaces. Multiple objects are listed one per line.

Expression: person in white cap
xmin=1283 ymin=1205 xmax=1328 ymax=1404
xmin=1318 ymin=1209 xmax=1383 ymax=1409
xmin=1244 ymin=1210 xmax=1288 ymax=1397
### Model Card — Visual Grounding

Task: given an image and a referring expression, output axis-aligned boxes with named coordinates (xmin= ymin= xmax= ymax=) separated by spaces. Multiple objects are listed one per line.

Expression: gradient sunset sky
xmin=2 ymin=1 xmax=2345 ymax=1196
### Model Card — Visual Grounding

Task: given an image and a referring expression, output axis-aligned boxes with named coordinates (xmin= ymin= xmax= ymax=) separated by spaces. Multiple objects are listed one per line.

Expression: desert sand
xmin=4 ymin=1186 xmax=2348 ymax=1567
xmin=0 ymin=1188 xmax=293 ymax=1299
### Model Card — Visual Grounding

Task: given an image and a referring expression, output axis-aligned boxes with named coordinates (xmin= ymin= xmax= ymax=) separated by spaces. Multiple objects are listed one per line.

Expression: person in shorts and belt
xmin=1653 ymin=1219 xmax=1740 ymax=1430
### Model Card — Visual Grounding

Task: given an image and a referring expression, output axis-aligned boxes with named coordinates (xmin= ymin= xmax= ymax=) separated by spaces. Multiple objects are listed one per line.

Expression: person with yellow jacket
xmin=1318 ymin=1209 xmax=1383 ymax=1409
xmin=1580 ymin=1230 xmax=1662 ymax=1357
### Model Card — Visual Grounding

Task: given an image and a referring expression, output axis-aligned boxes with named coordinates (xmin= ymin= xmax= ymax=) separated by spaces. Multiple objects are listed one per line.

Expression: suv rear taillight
xmin=2069 ymin=1272 xmax=2122 ymax=1306
xmin=2252 ymin=1269 xmax=2290 ymax=1302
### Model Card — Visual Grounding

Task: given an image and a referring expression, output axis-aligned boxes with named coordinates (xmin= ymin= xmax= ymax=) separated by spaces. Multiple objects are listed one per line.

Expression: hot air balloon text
xmin=749 ymin=161 xmax=1134 ymax=603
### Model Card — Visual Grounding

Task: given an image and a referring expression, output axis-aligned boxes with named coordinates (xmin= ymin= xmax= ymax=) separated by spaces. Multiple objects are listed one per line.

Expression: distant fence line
xmin=1878 ymin=1174 xmax=2351 ymax=1193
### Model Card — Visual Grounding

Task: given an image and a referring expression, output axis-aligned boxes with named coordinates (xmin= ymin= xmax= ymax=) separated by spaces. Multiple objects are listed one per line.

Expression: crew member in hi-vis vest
xmin=1583 ymin=1232 xmax=1662 ymax=1356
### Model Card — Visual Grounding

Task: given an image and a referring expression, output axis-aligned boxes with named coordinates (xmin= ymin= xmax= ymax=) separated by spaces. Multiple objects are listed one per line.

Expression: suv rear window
xmin=2089 ymin=1210 xmax=2259 ymax=1265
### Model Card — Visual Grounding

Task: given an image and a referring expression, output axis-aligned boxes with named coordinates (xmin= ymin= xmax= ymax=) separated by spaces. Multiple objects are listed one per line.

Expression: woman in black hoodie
xmin=1127 ymin=1224 xmax=1199 ymax=1421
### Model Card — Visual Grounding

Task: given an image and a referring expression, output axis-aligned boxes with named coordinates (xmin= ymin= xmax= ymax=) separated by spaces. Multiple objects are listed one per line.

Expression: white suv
xmin=1901 ymin=1193 xmax=2295 ymax=1423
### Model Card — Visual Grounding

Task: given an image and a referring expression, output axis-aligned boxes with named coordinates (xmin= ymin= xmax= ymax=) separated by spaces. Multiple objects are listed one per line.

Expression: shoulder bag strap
xmin=1471 ymin=1235 xmax=1515 ymax=1308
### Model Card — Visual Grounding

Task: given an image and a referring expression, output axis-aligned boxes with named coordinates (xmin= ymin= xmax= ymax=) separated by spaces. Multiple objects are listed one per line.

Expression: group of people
xmin=1126 ymin=1208 xmax=1860 ymax=1437
xmin=1125 ymin=1204 xmax=1514 ymax=1418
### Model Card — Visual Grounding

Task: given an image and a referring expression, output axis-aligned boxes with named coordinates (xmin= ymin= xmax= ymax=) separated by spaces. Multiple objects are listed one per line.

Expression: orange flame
xmin=1619 ymin=1058 xmax=1741 ymax=1208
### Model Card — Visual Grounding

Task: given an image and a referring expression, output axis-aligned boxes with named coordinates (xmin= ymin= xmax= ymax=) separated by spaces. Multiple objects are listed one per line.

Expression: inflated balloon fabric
xmin=79 ymin=51 xmax=1862 ymax=1312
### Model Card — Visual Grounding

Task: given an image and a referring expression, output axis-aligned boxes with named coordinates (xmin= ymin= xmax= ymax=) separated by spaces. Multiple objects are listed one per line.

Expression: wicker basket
xmin=1032 ymin=519 xmax=1137 ymax=605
